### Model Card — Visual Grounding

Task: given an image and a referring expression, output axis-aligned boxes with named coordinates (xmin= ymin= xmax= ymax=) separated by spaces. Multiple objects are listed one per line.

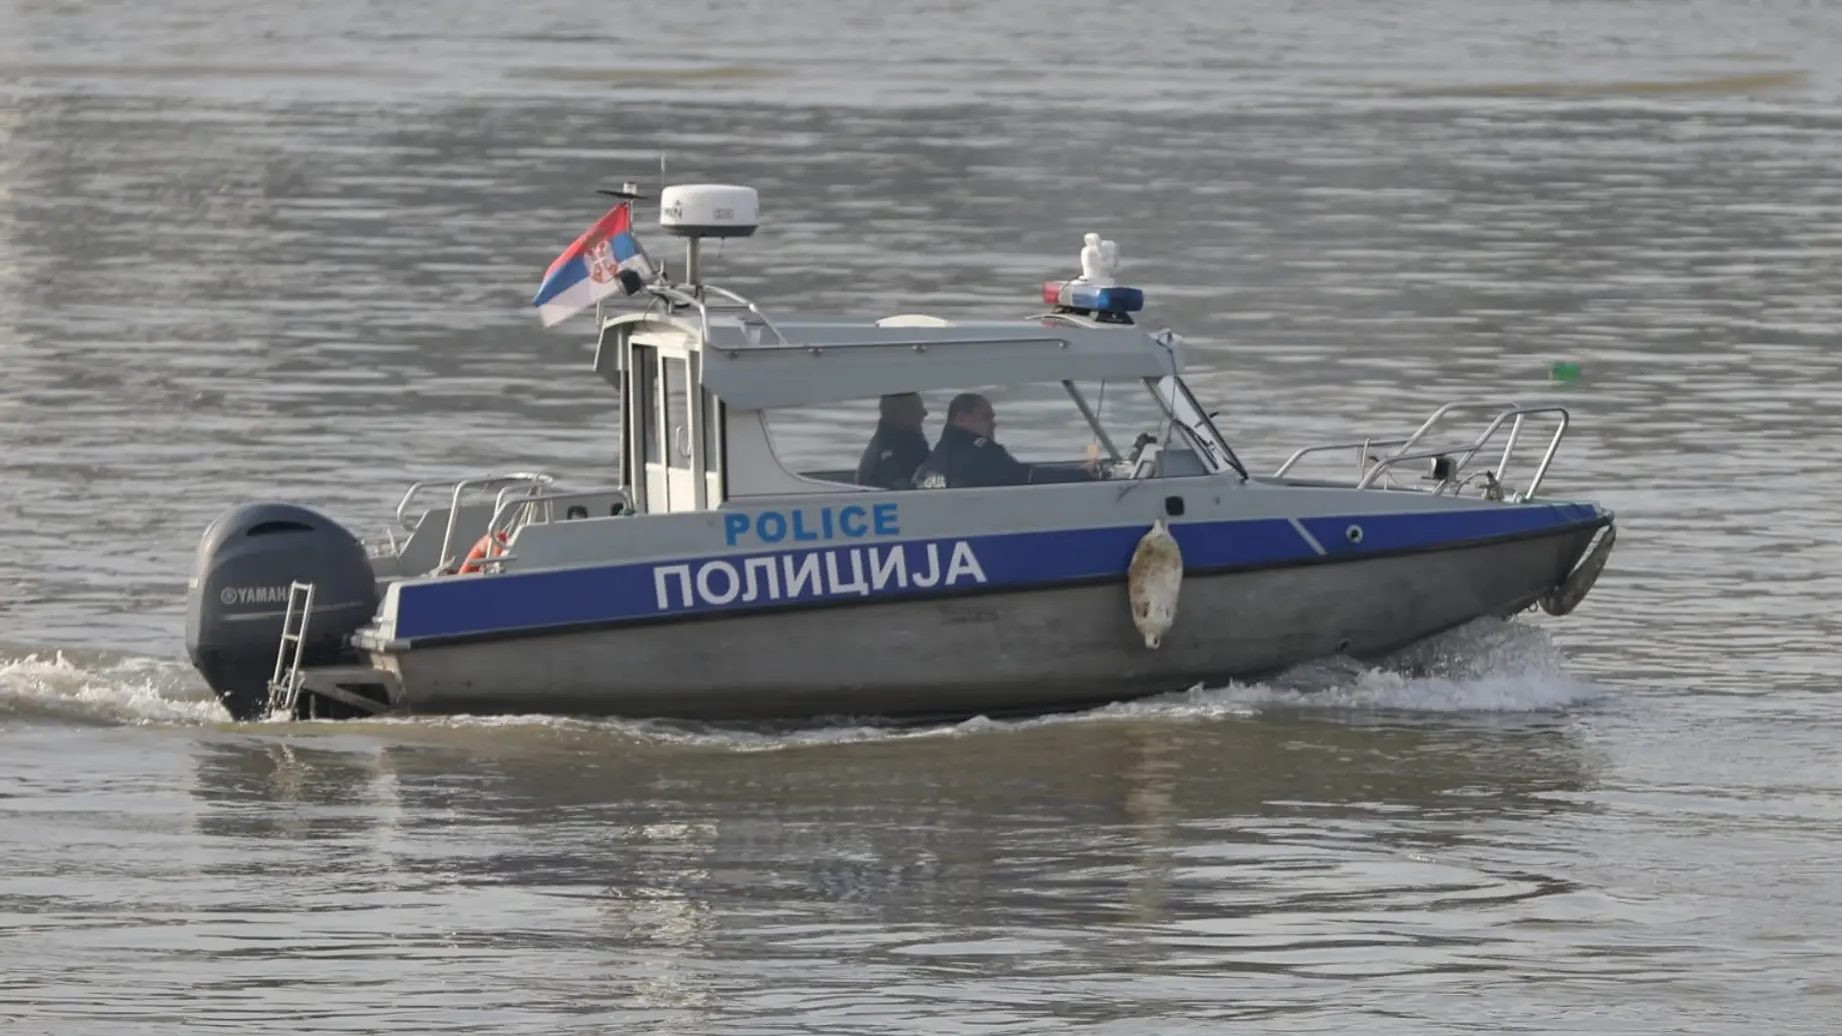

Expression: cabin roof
xmin=606 ymin=309 xmax=1187 ymax=411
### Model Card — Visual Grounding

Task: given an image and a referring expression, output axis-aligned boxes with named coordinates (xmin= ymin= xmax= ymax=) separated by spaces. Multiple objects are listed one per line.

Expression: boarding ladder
xmin=265 ymin=581 xmax=316 ymax=717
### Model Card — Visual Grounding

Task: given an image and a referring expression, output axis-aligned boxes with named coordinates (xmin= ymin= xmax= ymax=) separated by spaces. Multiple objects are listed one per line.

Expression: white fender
xmin=1127 ymin=518 xmax=1183 ymax=649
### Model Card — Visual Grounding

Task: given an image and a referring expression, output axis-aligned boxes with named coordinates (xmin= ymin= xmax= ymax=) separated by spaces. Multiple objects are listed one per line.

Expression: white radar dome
xmin=658 ymin=184 xmax=759 ymax=239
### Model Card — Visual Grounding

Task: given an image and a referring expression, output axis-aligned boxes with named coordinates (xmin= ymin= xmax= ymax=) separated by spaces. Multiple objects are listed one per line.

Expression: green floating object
xmin=1550 ymin=361 xmax=1581 ymax=382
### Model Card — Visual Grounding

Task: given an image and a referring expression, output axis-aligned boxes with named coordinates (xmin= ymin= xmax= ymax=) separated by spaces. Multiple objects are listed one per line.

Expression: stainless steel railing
xmin=1273 ymin=401 xmax=1570 ymax=501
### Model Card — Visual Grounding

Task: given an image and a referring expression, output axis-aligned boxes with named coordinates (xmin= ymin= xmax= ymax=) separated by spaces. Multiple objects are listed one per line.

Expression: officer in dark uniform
xmin=912 ymin=392 xmax=1098 ymax=489
xmin=855 ymin=392 xmax=932 ymax=490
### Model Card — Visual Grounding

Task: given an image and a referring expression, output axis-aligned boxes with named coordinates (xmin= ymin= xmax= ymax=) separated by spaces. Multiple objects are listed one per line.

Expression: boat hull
xmin=362 ymin=521 xmax=1607 ymax=721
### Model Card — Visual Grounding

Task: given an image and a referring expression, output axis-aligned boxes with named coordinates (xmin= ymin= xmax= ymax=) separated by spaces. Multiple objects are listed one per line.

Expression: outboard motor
xmin=184 ymin=502 xmax=381 ymax=721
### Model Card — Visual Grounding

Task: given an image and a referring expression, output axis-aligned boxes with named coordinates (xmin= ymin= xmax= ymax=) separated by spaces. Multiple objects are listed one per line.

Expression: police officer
xmin=912 ymin=392 xmax=1098 ymax=489
xmin=855 ymin=392 xmax=932 ymax=490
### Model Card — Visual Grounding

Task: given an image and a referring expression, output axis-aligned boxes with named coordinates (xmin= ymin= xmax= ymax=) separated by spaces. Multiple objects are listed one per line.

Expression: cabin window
xmin=636 ymin=345 xmax=661 ymax=466
xmin=702 ymin=388 xmax=723 ymax=473
xmin=663 ymin=356 xmax=692 ymax=470
xmin=757 ymin=377 xmax=1201 ymax=491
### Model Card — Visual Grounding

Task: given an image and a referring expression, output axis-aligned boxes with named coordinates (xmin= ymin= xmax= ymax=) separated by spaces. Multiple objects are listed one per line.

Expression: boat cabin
xmin=595 ymin=297 xmax=1249 ymax=516
xmin=596 ymin=305 xmax=1249 ymax=513
xmin=381 ymin=185 xmax=1259 ymax=578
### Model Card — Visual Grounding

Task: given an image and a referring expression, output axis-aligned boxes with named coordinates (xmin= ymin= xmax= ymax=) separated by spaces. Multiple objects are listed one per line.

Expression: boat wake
xmin=0 ymin=617 xmax=1604 ymax=744
xmin=612 ymin=616 xmax=1606 ymax=751
xmin=0 ymin=648 xmax=223 ymax=727
xmin=1177 ymin=614 xmax=1603 ymax=716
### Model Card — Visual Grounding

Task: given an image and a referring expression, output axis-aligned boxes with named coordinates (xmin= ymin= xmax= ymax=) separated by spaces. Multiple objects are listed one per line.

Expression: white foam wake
xmin=0 ymin=649 xmax=227 ymax=727
xmin=402 ymin=616 xmax=1604 ymax=750
xmin=0 ymin=616 xmax=1600 ymax=740
xmin=1163 ymin=614 xmax=1603 ymax=717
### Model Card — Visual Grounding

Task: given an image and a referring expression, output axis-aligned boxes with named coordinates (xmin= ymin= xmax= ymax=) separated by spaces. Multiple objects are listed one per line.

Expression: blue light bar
xmin=1041 ymin=280 xmax=1145 ymax=314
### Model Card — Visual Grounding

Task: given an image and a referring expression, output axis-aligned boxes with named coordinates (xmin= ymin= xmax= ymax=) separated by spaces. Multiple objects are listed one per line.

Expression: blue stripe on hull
xmin=389 ymin=503 xmax=1605 ymax=643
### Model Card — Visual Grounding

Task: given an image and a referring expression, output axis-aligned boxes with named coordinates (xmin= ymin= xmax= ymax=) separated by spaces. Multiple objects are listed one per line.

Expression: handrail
xmin=484 ymin=486 xmax=635 ymax=543
xmin=1273 ymin=401 xmax=1570 ymax=501
xmin=1443 ymin=406 xmax=1567 ymax=498
xmin=463 ymin=487 xmax=635 ymax=574
xmin=1441 ymin=407 xmax=1561 ymax=485
xmin=394 ymin=480 xmax=440 ymax=531
xmin=1514 ymin=408 xmax=1569 ymax=500
xmin=485 ymin=485 xmax=549 ymax=545
xmin=394 ymin=470 xmax=556 ymax=532
xmin=1380 ymin=400 xmax=1533 ymax=468
xmin=1273 ymin=437 xmax=1413 ymax=479
xmin=433 ymin=473 xmax=556 ymax=573
xmin=700 ymin=283 xmax=792 ymax=347
xmin=644 ymin=281 xmax=792 ymax=349
xmin=708 ymin=333 xmax=1080 ymax=356
xmin=1354 ymin=405 xmax=1569 ymax=498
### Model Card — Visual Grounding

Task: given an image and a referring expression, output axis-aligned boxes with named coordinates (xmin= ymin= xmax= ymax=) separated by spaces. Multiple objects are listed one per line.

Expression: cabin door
xmin=633 ymin=344 xmax=706 ymax=514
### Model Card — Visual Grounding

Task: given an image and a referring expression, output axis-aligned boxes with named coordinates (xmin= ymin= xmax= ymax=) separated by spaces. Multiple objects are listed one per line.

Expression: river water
xmin=3 ymin=0 xmax=1841 ymax=1032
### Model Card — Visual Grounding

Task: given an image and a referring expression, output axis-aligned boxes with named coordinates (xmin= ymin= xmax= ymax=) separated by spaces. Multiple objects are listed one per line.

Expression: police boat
xmin=183 ymin=182 xmax=1617 ymax=723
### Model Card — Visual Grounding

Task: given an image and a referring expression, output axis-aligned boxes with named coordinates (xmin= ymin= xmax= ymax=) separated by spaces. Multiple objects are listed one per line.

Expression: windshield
xmin=758 ymin=375 xmax=1243 ymax=489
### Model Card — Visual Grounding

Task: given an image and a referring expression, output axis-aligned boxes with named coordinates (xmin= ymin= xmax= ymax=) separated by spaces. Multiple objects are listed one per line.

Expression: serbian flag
xmin=531 ymin=202 xmax=659 ymax=327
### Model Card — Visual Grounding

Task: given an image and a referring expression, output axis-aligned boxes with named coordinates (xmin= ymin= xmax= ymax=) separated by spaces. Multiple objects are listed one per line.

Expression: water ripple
xmin=3 ymin=0 xmax=1842 ymax=1032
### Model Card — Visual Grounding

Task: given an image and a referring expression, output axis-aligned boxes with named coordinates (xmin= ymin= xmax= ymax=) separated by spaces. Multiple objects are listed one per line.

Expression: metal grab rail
xmin=486 ymin=487 xmax=633 ymax=537
xmin=1354 ymin=405 xmax=1570 ymax=499
xmin=643 ymin=281 xmax=791 ymax=350
xmin=431 ymin=473 xmax=558 ymax=573
xmin=469 ymin=487 xmax=637 ymax=574
xmin=1274 ymin=437 xmax=1415 ymax=479
xmin=394 ymin=470 xmax=557 ymax=532
xmin=1272 ymin=401 xmax=1570 ymax=501
xmin=1383 ymin=401 xmax=1527 ymax=473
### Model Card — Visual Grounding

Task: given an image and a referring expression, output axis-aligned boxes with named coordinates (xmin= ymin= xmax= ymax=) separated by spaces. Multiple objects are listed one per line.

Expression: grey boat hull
xmin=361 ymin=522 xmax=1606 ymax=721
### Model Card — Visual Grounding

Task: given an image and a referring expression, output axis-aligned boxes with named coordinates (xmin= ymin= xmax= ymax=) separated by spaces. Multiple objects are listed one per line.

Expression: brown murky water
xmin=3 ymin=0 xmax=1841 ymax=1031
